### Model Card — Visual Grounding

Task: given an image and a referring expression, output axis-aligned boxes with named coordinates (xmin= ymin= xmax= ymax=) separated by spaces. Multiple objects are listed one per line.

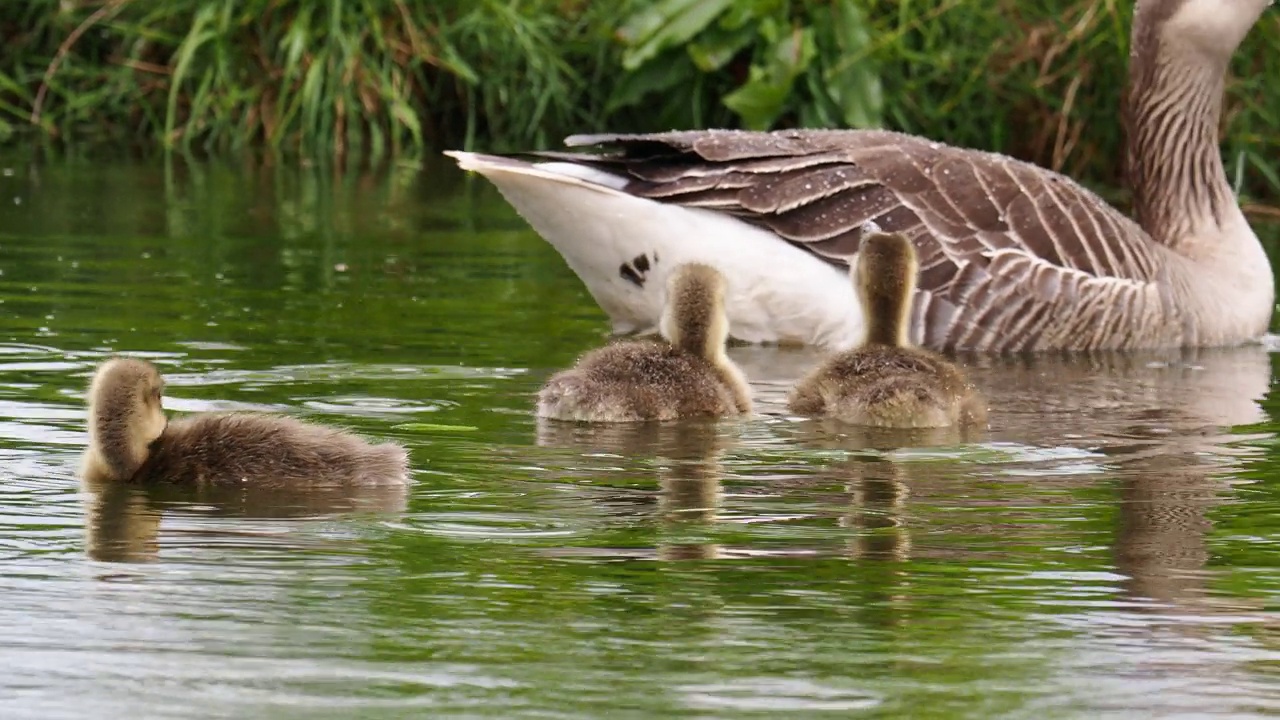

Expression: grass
xmin=1 ymin=0 xmax=1279 ymax=200
xmin=0 ymin=0 xmax=645 ymax=157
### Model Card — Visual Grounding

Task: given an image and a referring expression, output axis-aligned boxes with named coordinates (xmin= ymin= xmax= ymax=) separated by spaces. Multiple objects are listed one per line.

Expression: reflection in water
xmin=83 ymin=482 xmax=163 ymax=563
xmin=955 ymin=346 xmax=1272 ymax=614
xmin=83 ymin=479 xmax=409 ymax=563
xmin=788 ymin=416 xmax=986 ymax=451
xmin=840 ymin=457 xmax=912 ymax=564
xmin=1114 ymin=452 xmax=1217 ymax=605
xmin=537 ymin=344 xmax=1273 ymax=589
xmin=655 ymin=425 xmax=724 ymax=562
xmin=535 ymin=418 xmax=728 ymax=561
xmin=733 ymin=343 xmax=1270 ymax=433
xmin=3 ymin=150 xmax=1280 ymax=716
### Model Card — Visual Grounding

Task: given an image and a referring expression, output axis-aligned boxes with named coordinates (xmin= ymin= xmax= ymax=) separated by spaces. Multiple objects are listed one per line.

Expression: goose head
xmin=85 ymin=358 xmax=168 ymax=481
xmin=854 ymin=233 xmax=918 ymax=348
xmin=659 ymin=263 xmax=731 ymax=361
xmin=1136 ymin=0 xmax=1271 ymax=64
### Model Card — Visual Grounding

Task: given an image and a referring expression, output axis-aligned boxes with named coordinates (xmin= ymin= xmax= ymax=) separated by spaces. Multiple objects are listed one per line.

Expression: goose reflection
xmin=965 ymin=346 xmax=1273 ymax=614
xmin=83 ymin=477 xmax=410 ymax=563
xmin=778 ymin=344 xmax=1272 ymax=612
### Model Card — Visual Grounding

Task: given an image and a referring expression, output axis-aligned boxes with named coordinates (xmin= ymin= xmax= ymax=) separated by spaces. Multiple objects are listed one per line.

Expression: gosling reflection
xmin=84 ymin=483 xmax=162 ymax=563
xmin=83 ymin=477 xmax=409 ymax=563
xmin=840 ymin=457 xmax=912 ymax=564
xmin=533 ymin=415 xmax=733 ymax=459
xmin=657 ymin=427 xmax=724 ymax=562
xmin=790 ymin=416 xmax=987 ymax=452
xmin=535 ymin=417 xmax=727 ymax=560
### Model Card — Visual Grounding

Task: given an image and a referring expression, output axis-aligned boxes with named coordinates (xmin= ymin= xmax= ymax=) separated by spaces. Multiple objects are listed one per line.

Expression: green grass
xmin=1 ymin=0 xmax=1279 ymax=200
xmin=0 ymin=0 xmax=645 ymax=157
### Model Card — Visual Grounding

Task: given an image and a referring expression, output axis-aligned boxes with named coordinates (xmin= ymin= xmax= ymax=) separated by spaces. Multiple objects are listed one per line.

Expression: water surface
xmin=2 ymin=152 xmax=1280 ymax=718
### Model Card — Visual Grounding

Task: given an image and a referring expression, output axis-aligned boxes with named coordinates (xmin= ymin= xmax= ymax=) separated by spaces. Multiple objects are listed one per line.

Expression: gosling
xmin=536 ymin=262 xmax=752 ymax=422
xmin=80 ymin=357 xmax=410 ymax=486
xmin=788 ymin=232 xmax=986 ymax=428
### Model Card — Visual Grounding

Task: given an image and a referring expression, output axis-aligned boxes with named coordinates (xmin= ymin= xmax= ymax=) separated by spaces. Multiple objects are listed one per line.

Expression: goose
xmin=446 ymin=0 xmax=1275 ymax=353
xmin=536 ymin=262 xmax=753 ymax=421
xmin=80 ymin=357 xmax=410 ymax=486
xmin=788 ymin=232 xmax=987 ymax=428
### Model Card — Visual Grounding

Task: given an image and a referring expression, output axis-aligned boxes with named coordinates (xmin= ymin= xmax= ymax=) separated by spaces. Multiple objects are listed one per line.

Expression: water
xmin=2 ymin=151 xmax=1280 ymax=719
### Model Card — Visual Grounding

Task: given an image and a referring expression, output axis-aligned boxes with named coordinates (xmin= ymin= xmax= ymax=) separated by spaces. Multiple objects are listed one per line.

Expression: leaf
xmin=686 ymin=23 xmax=755 ymax=72
xmin=718 ymin=0 xmax=781 ymax=31
xmin=722 ymin=25 xmax=816 ymax=130
xmin=166 ymin=5 xmax=220 ymax=144
xmin=722 ymin=66 xmax=790 ymax=130
xmin=798 ymin=71 xmax=839 ymax=128
xmin=606 ymin=49 xmax=695 ymax=112
xmin=393 ymin=423 xmax=480 ymax=433
xmin=391 ymin=99 xmax=422 ymax=147
xmin=816 ymin=0 xmax=883 ymax=128
xmin=771 ymin=23 xmax=816 ymax=73
xmin=619 ymin=0 xmax=734 ymax=71
xmin=1246 ymin=149 xmax=1280 ymax=196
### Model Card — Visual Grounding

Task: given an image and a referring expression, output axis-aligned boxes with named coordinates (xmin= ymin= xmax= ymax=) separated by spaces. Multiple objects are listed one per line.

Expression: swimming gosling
xmin=80 ymin=357 xmax=409 ymax=486
xmin=536 ymin=262 xmax=753 ymax=422
xmin=788 ymin=233 xmax=986 ymax=428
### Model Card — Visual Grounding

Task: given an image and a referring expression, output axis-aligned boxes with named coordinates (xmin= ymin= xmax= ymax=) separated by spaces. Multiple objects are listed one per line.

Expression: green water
xmin=4 ymin=151 xmax=1280 ymax=719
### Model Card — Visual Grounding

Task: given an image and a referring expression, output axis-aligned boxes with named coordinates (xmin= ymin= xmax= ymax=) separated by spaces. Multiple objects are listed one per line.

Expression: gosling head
xmin=658 ymin=263 xmax=730 ymax=361
xmin=854 ymin=232 xmax=918 ymax=348
xmin=1134 ymin=0 xmax=1270 ymax=65
xmin=85 ymin=357 xmax=168 ymax=481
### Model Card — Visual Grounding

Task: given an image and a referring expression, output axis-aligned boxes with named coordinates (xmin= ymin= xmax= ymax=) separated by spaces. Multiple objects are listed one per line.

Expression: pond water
xmin=2 ymin=150 xmax=1280 ymax=719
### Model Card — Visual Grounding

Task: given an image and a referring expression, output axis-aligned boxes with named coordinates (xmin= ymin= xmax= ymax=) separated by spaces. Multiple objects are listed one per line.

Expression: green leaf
xmin=723 ymin=66 xmax=791 ymax=130
xmin=393 ymin=423 xmax=480 ymax=433
xmin=686 ymin=23 xmax=755 ymax=72
xmin=722 ymin=25 xmax=816 ymax=130
xmin=816 ymin=0 xmax=883 ymax=128
xmin=619 ymin=0 xmax=735 ymax=71
xmin=391 ymin=99 xmax=422 ymax=147
xmin=771 ymin=24 xmax=816 ymax=75
xmin=606 ymin=49 xmax=695 ymax=112
xmin=718 ymin=0 xmax=781 ymax=31
xmin=1246 ymin=149 xmax=1280 ymax=196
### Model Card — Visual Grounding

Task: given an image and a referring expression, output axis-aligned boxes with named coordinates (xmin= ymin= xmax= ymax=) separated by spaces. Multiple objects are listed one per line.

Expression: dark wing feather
xmin=530 ymin=129 xmax=1173 ymax=352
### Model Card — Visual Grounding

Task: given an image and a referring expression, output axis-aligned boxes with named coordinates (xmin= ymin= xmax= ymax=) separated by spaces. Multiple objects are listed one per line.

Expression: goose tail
xmin=445 ymin=150 xmax=864 ymax=348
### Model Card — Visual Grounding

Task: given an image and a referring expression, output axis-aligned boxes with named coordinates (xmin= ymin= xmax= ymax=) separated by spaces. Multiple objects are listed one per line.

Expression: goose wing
xmin=534 ymin=129 xmax=1175 ymax=352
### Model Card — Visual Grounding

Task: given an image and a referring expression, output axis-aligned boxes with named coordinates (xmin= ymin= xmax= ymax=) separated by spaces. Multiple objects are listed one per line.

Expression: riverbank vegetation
xmin=1 ymin=0 xmax=1278 ymax=199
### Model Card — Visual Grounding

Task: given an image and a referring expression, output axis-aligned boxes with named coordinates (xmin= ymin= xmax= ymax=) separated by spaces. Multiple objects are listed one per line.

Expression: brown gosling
xmin=536 ymin=262 xmax=753 ymax=422
xmin=80 ymin=357 xmax=410 ymax=486
xmin=788 ymin=233 xmax=987 ymax=428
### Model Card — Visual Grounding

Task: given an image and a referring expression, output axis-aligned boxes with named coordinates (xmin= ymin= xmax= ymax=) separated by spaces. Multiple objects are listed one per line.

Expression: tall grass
xmin=0 ymin=0 xmax=645 ymax=156
xmin=1 ymin=0 xmax=1279 ymax=199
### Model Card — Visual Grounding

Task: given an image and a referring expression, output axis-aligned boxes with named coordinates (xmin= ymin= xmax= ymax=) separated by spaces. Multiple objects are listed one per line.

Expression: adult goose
xmin=447 ymin=0 xmax=1275 ymax=353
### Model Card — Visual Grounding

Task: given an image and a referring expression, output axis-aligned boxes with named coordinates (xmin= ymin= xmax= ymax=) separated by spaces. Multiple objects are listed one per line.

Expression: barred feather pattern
xmin=532 ymin=128 xmax=1202 ymax=353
